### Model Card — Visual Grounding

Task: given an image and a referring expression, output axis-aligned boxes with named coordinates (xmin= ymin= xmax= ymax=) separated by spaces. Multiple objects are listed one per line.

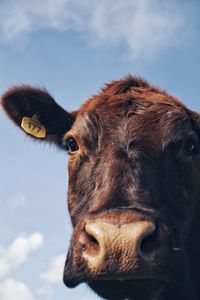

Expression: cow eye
xmin=65 ymin=137 xmax=79 ymax=153
xmin=183 ymin=139 xmax=199 ymax=156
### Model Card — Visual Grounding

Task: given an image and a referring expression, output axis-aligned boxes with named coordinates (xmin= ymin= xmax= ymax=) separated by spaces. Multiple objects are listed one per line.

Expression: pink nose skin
xmin=79 ymin=220 xmax=156 ymax=277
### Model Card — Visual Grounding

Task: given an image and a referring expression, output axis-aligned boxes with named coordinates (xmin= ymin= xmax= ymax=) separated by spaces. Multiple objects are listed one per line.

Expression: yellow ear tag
xmin=21 ymin=115 xmax=46 ymax=139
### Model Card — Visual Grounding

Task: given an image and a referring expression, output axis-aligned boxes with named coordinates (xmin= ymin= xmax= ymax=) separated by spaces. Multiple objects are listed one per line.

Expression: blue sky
xmin=0 ymin=1 xmax=200 ymax=299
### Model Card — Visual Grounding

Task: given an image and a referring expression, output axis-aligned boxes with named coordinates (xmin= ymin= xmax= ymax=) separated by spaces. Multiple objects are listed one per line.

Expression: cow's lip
xmin=88 ymin=278 xmax=167 ymax=300
xmin=63 ymin=271 xmax=168 ymax=289
xmin=64 ymin=277 xmax=167 ymax=300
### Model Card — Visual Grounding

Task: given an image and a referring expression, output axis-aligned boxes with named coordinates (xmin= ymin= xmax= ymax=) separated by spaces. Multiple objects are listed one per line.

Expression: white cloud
xmin=0 ymin=0 xmax=192 ymax=59
xmin=0 ymin=232 xmax=44 ymax=278
xmin=40 ymin=254 xmax=65 ymax=284
xmin=0 ymin=278 xmax=35 ymax=300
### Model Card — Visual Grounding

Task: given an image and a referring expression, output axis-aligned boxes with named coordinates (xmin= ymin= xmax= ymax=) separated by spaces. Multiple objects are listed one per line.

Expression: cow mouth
xmin=88 ymin=278 xmax=166 ymax=300
xmin=64 ymin=272 xmax=167 ymax=300
xmin=63 ymin=259 xmax=169 ymax=290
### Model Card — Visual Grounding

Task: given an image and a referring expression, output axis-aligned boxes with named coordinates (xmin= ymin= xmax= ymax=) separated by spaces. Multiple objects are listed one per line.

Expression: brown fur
xmin=2 ymin=75 xmax=200 ymax=300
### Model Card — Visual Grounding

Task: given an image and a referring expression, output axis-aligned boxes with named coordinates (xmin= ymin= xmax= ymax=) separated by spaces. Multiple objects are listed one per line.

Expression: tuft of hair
xmin=101 ymin=75 xmax=156 ymax=95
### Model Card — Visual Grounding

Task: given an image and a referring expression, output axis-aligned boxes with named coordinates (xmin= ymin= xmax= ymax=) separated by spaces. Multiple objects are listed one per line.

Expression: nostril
xmin=85 ymin=230 xmax=100 ymax=252
xmin=139 ymin=223 xmax=157 ymax=257
xmin=79 ymin=223 xmax=100 ymax=257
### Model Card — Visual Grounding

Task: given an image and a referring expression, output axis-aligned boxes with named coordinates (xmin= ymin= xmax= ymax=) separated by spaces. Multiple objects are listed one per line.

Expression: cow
xmin=1 ymin=76 xmax=200 ymax=300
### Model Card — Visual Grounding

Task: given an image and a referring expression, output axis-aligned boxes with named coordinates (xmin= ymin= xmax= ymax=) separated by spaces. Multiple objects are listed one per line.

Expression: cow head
xmin=2 ymin=76 xmax=200 ymax=300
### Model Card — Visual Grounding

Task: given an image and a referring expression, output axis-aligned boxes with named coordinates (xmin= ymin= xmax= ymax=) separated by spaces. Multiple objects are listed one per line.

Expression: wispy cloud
xmin=0 ymin=232 xmax=44 ymax=278
xmin=0 ymin=0 xmax=192 ymax=59
xmin=0 ymin=278 xmax=35 ymax=300
xmin=40 ymin=254 xmax=65 ymax=284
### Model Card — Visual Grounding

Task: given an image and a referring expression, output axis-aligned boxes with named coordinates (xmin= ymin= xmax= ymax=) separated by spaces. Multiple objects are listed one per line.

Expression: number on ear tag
xmin=21 ymin=115 xmax=46 ymax=138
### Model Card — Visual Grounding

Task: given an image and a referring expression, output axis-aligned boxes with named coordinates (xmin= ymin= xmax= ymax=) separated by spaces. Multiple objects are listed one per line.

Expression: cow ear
xmin=189 ymin=110 xmax=200 ymax=125
xmin=1 ymin=85 xmax=75 ymax=149
xmin=188 ymin=110 xmax=200 ymax=136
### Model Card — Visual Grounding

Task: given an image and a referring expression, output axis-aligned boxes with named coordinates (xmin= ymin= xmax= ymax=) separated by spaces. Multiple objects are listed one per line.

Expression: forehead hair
xmin=78 ymin=75 xmax=186 ymax=114
xmin=71 ymin=76 xmax=191 ymax=152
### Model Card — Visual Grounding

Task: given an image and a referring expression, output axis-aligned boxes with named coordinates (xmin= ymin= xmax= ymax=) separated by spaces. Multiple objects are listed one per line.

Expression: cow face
xmin=2 ymin=77 xmax=200 ymax=300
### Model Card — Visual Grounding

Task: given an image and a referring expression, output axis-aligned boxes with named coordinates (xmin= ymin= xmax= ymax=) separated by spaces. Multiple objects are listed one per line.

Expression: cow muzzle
xmin=63 ymin=211 xmax=169 ymax=288
xmin=81 ymin=220 xmax=155 ymax=274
